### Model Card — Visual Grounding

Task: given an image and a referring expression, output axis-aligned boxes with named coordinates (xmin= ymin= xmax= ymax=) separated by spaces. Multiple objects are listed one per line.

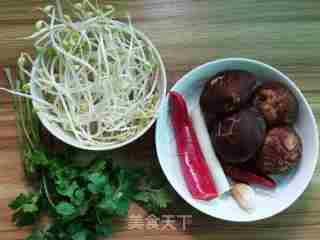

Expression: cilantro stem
xmin=16 ymin=84 xmax=35 ymax=150
xmin=41 ymin=172 xmax=56 ymax=208
xmin=4 ymin=68 xmax=33 ymax=156
xmin=18 ymin=64 xmax=39 ymax=145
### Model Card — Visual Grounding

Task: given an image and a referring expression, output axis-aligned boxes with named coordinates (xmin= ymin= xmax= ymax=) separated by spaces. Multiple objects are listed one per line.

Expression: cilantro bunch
xmin=9 ymin=149 xmax=171 ymax=240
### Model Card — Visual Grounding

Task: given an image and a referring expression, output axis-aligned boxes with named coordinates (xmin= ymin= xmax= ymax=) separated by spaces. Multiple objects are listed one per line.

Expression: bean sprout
xmin=3 ymin=1 xmax=161 ymax=147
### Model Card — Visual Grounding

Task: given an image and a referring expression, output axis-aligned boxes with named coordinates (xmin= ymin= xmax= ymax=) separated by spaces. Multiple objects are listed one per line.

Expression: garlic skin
xmin=231 ymin=183 xmax=256 ymax=212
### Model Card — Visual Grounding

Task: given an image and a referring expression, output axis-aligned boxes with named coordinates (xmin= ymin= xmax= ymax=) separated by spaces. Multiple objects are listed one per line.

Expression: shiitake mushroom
xmin=253 ymin=82 xmax=298 ymax=126
xmin=211 ymin=108 xmax=266 ymax=164
xmin=200 ymin=70 xmax=257 ymax=116
xmin=256 ymin=127 xmax=302 ymax=174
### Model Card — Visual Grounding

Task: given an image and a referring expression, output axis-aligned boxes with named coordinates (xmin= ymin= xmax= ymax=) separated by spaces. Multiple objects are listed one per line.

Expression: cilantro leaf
xmin=56 ymin=180 xmax=79 ymax=199
xmin=73 ymin=189 xmax=85 ymax=206
xmin=67 ymin=224 xmax=91 ymax=240
xmin=115 ymin=197 xmax=129 ymax=216
xmin=88 ymin=159 xmax=106 ymax=173
xmin=9 ymin=193 xmax=30 ymax=210
xmin=25 ymin=230 xmax=46 ymax=240
xmin=98 ymin=198 xmax=117 ymax=213
xmin=72 ymin=231 xmax=88 ymax=240
xmin=87 ymin=173 xmax=107 ymax=193
xmin=55 ymin=202 xmax=76 ymax=216
xmin=134 ymin=175 xmax=172 ymax=215
xmin=26 ymin=150 xmax=55 ymax=174
xmin=134 ymin=189 xmax=171 ymax=214
xmin=9 ymin=192 xmax=42 ymax=226
xmin=95 ymin=223 xmax=112 ymax=237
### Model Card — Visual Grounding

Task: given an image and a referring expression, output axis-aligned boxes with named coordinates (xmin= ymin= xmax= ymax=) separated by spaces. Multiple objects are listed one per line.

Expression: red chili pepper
xmin=169 ymin=91 xmax=218 ymax=200
xmin=223 ymin=164 xmax=276 ymax=188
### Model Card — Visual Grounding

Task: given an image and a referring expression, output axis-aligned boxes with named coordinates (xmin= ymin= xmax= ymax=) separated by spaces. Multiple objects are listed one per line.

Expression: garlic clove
xmin=231 ymin=183 xmax=256 ymax=212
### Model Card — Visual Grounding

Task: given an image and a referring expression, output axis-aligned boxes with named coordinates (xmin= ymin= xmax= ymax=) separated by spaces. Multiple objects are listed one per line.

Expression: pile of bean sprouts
xmin=2 ymin=1 xmax=162 ymax=147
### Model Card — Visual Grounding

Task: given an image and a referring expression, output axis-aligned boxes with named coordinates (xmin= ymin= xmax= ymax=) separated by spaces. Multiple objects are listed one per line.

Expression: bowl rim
xmin=30 ymin=21 xmax=167 ymax=151
xmin=155 ymin=57 xmax=319 ymax=222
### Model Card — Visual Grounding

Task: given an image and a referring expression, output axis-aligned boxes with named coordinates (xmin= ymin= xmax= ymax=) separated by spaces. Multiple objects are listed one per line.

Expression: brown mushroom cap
xmin=253 ymin=82 xmax=298 ymax=126
xmin=256 ymin=127 xmax=302 ymax=174
xmin=212 ymin=108 xmax=266 ymax=164
xmin=200 ymin=70 xmax=257 ymax=116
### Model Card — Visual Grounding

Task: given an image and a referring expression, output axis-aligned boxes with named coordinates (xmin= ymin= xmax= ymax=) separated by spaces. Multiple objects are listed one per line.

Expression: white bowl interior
xmin=30 ymin=23 xmax=167 ymax=151
xmin=155 ymin=58 xmax=319 ymax=222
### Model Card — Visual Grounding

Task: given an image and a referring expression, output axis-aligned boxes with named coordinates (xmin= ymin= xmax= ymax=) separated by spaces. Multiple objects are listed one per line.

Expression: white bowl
xmin=155 ymin=58 xmax=319 ymax=222
xmin=30 ymin=23 xmax=167 ymax=151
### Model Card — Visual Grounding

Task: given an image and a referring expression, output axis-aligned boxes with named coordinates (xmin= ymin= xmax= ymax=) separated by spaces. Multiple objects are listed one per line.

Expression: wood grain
xmin=0 ymin=1 xmax=320 ymax=240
